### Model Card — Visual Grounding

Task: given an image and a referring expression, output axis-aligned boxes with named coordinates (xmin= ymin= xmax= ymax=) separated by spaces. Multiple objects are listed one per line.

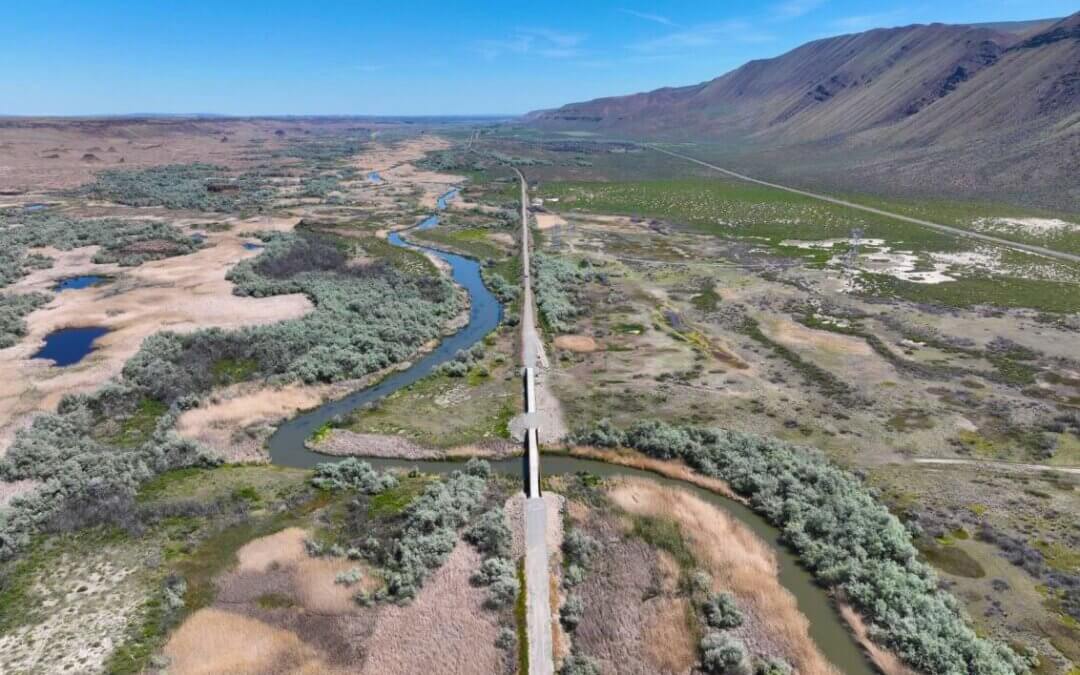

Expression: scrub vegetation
xmin=570 ymin=420 xmax=1033 ymax=674
xmin=81 ymin=163 xmax=277 ymax=212
xmin=532 ymin=252 xmax=595 ymax=333
xmin=0 ymin=228 xmax=459 ymax=562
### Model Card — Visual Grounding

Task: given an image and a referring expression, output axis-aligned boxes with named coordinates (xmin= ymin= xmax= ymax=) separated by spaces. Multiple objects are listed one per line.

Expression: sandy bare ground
xmin=227 ymin=528 xmax=375 ymax=615
xmin=164 ymin=608 xmax=340 ymax=675
xmin=176 ymin=379 xmax=356 ymax=463
xmin=0 ymin=119 xmax=290 ymax=193
xmin=350 ymin=136 xmax=463 ymax=209
xmin=0 ymin=546 xmax=147 ymax=674
xmin=164 ymin=527 xmax=382 ymax=675
xmin=0 ymin=217 xmax=310 ymax=454
xmin=534 ymin=212 xmax=568 ymax=230
xmin=361 ymin=540 xmax=503 ymax=674
xmin=608 ymin=477 xmax=839 ymax=675
xmin=553 ymin=334 xmax=598 ymax=353
xmin=312 ymin=430 xmax=517 ymax=461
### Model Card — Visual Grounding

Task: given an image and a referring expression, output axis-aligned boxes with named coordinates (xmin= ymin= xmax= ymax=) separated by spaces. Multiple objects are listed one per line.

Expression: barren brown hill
xmin=530 ymin=13 xmax=1080 ymax=209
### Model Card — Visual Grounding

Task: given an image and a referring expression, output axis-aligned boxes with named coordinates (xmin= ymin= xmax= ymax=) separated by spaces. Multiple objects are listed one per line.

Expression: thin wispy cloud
xmin=630 ymin=20 xmax=774 ymax=53
xmin=473 ymin=28 xmax=585 ymax=60
xmin=771 ymin=0 xmax=826 ymax=20
xmin=619 ymin=8 xmax=678 ymax=27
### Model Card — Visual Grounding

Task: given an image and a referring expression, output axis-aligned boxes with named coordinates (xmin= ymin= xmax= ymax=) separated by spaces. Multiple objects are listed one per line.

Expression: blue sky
xmin=0 ymin=0 xmax=1072 ymax=115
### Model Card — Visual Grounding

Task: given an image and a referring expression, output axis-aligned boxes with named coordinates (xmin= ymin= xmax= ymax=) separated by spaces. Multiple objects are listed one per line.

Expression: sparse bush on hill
xmin=464 ymin=507 xmax=512 ymax=558
xmin=482 ymin=269 xmax=519 ymax=303
xmin=569 ymin=419 xmax=1031 ymax=675
xmin=436 ymin=343 xmax=486 ymax=378
xmin=471 ymin=556 xmax=518 ymax=608
xmin=559 ymin=593 xmax=584 ymax=630
xmin=754 ymin=657 xmax=792 ymax=675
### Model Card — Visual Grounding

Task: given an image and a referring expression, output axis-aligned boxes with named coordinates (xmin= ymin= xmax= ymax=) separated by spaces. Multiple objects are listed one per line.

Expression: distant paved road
xmin=517 ymin=167 xmax=555 ymax=675
xmin=647 ymin=145 xmax=1080 ymax=265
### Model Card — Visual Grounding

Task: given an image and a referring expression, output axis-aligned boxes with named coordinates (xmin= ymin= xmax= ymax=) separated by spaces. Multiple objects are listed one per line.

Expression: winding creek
xmin=266 ymin=187 xmax=875 ymax=674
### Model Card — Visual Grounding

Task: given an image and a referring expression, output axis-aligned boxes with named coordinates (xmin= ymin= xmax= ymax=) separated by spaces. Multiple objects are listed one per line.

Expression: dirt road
xmin=517 ymin=167 xmax=556 ymax=675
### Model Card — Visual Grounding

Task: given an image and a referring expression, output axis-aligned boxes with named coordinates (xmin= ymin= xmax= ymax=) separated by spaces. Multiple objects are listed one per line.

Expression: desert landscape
xmin=0 ymin=4 xmax=1078 ymax=675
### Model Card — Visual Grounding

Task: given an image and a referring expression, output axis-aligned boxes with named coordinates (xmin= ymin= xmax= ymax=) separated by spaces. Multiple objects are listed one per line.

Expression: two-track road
xmin=516 ymin=167 xmax=555 ymax=675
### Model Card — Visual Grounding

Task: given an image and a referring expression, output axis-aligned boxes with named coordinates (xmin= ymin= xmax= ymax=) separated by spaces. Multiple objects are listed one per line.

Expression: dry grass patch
xmin=642 ymin=596 xmax=698 ymax=672
xmin=361 ymin=540 xmax=503 ymax=674
xmin=554 ymin=334 xmax=598 ymax=352
xmin=163 ymin=608 xmax=338 ymax=675
xmin=566 ymin=446 xmax=742 ymax=501
xmin=608 ymin=477 xmax=839 ymax=675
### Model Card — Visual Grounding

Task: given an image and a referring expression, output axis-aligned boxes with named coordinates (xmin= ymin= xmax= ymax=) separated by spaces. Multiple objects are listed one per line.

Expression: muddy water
xmin=265 ymin=188 xmax=875 ymax=674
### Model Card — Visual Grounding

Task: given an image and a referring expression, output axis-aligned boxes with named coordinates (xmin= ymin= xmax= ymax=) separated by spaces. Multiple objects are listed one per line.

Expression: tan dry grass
xmin=163 ymin=608 xmax=339 ymax=675
xmin=608 ymin=477 xmax=839 ymax=675
xmin=535 ymin=212 xmax=568 ymax=230
xmin=236 ymin=527 xmax=309 ymax=572
xmin=839 ymin=603 xmax=918 ymax=675
xmin=642 ymin=596 xmax=698 ymax=673
xmin=231 ymin=527 xmax=372 ymax=615
xmin=566 ymin=446 xmax=743 ymax=502
xmin=554 ymin=334 xmax=598 ymax=352
xmin=361 ymin=540 xmax=502 ymax=674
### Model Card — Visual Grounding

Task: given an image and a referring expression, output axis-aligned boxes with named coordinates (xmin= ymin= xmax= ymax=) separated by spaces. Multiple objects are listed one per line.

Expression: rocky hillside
xmin=530 ymin=13 xmax=1080 ymax=209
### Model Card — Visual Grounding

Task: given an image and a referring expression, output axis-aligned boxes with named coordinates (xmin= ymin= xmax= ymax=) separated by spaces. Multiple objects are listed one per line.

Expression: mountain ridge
xmin=528 ymin=13 xmax=1080 ymax=209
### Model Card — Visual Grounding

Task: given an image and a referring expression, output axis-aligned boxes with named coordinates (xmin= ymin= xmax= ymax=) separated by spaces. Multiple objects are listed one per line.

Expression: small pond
xmin=54 ymin=275 xmax=105 ymax=292
xmin=23 ymin=203 xmax=50 ymax=212
xmin=367 ymin=171 xmax=383 ymax=184
xmin=33 ymin=327 xmax=110 ymax=366
xmin=242 ymin=242 xmax=264 ymax=251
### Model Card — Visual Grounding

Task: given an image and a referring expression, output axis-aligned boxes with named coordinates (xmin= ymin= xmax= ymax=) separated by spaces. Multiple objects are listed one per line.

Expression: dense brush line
xmin=570 ymin=420 xmax=1033 ymax=675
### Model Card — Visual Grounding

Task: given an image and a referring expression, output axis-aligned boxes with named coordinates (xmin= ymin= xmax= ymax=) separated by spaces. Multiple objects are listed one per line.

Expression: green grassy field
xmin=538 ymin=179 xmax=962 ymax=251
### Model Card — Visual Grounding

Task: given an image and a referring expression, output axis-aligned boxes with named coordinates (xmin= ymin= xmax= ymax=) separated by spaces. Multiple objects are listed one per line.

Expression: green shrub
xmin=700 ymin=632 xmax=750 ymax=675
xmin=0 ymin=292 xmax=50 ymax=348
xmin=532 ymin=253 xmax=593 ymax=332
xmin=570 ymin=420 xmax=1030 ymax=675
xmin=560 ymin=652 xmax=600 ymax=675
xmin=702 ymin=592 xmax=743 ymax=629
xmin=0 ymin=209 xmax=199 ymax=290
xmin=311 ymin=459 xmax=397 ymax=493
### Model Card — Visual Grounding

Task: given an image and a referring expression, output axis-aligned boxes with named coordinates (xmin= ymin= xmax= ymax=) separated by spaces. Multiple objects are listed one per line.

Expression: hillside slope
xmin=530 ymin=13 xmax=1080 ymax=209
